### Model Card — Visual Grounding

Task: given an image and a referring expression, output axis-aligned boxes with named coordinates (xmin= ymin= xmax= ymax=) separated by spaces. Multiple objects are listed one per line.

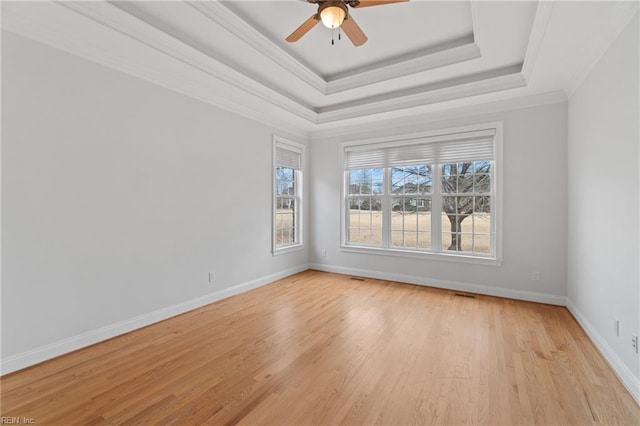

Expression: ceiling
xmin=3 ymin=1 xmax=638 ymax=136
xmin=226 ymin=1 xmax=478 ymax=79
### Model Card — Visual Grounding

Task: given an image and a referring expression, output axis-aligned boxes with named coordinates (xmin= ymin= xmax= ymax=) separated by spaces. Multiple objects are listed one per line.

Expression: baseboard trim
xmin=566 ymin=299 xmax=640 ymax=405
xmin=308 ymin=263 xmax=566 ymax=305
xmin=1 ymin=264 xmax=309 ymax=375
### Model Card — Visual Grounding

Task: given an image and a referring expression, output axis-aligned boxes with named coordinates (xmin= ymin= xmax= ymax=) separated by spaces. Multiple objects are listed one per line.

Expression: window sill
xmin=273 ymin=244 xmax=304 ymax=256
xmin=339 ymin=245 xmax=502 ymax=266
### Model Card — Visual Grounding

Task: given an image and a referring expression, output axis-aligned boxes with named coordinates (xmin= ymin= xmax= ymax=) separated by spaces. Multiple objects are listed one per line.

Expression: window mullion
xmin=344 ymin=171 xmax=351 ymax=246
xmin=382 ymin=167 xmax=391 ymax=248
xmin=490 ymin=160 xmax=497 ymax=257
xmin=294 ymin=170 xmax=300 ymax=244
xmin=432 ymin=163 xmax=442 ymax=252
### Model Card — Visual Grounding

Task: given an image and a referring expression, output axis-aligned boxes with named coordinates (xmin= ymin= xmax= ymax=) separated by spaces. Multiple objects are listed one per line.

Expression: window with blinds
xmin=273 ymin=138 xmax=304 ymax=253
xmin=342 ymin=126 xmax=500 ymax=260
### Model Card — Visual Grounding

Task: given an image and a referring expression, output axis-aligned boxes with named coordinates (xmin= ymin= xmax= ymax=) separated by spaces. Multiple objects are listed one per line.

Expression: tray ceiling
xmin=3 ymin=1 xmax=638 ymax=135
xmin=223 ymin=1 xmax=474 ymax=79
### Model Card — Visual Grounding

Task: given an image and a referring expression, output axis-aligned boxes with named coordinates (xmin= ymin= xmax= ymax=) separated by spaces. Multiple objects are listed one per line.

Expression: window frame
xmin=340 ymin=122 xmax=503 ymax=266
xmin=272 ymin=136 xmax=305 ymax=256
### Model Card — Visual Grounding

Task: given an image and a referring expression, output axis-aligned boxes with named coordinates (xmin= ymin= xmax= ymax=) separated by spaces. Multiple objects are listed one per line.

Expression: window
xmin=273 ymin=137 xmax=304 ymax=254
xmin=342 ymin=124 xmax=501 ymax=263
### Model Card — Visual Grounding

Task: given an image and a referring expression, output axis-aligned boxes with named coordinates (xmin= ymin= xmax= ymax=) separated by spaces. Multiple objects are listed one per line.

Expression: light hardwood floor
xmin=2 ymin=270 xmax=639 ymax=425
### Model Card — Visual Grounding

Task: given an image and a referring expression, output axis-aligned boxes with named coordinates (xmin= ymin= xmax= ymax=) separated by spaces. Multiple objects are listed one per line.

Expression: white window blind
xmin=345 ymin=130 xmax=495 ymax=170
xmin=276 ymin=144 xmax=302 ymax=170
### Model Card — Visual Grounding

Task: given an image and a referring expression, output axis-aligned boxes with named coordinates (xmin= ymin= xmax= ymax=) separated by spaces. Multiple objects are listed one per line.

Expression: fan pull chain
xmin=330 ymin=27 xmax=341 ymax=46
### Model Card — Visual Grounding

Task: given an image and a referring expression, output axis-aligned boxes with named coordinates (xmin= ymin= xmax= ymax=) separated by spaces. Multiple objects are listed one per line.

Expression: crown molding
xmin=521 ymin=0 xmax=555 ymax=83
xmin=310 ymin=90 xmax=567 ymax=141
xmin=470 ymin=0 xmax=482 ymax=47
xmin=317 ymin=66 xmax=526 ymax=123
xmin=565 ymin=2 xmax=639 ymax=98
xmin=187 ymin=1 xmax=327 ymax=94
xmin=325 ymin=37 xmax=480 ymax=94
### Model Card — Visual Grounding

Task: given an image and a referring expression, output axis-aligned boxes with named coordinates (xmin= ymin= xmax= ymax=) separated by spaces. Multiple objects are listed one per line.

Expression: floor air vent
xmin=350 ymin=277 xmax=366 ymax=281
xmin=454 ymin=292 xmax=476 ymax=299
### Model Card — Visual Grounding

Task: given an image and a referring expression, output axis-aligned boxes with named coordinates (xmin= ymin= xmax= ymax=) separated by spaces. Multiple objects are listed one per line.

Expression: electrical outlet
xmin=321 ymin=249 xmax=327 ymax=258
xmin=531 ymin=271 xmax=540 ymax=281
xmin=209 ymin=272 xmax=217 ymax=283
xmin=632 ymin=335 xmax=638 ymax=354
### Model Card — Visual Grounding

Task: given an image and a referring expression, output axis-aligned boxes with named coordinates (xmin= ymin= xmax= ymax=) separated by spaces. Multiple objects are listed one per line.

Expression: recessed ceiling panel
xmin=223 ymin=0 xmax=474 ymax=79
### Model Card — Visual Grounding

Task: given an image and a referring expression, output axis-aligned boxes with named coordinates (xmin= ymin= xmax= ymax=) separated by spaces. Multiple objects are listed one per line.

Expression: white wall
xmin=309 ymin=102 xmax=568 ymax=303
xmin=567 ymin=13 xmax=639 ymax=399
xmin=1 ymin=32 xmax=308 ymax=370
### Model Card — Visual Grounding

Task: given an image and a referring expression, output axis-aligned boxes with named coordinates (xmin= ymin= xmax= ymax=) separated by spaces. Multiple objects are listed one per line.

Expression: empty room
xmin=1 ymin=0 xmax=639 ymax=424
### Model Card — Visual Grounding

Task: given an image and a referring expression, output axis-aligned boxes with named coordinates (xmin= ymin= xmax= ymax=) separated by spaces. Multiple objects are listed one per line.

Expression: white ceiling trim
xmin=320 ymin=64 xmax=522 ymax=113
xmin=188 ymin=0 xmax=327 ymax=94
xmin=470 ymin=0 xmax=481 ymax=48
xmin=521 ymin=0 xmax=555 ymax=83
xmin=317 ymin=69 xmax=526 ymax=123
xmin=324 ymin=37 xmax=480 ymax=94
xmin=310 ymin=90 xmax=567 ymax=141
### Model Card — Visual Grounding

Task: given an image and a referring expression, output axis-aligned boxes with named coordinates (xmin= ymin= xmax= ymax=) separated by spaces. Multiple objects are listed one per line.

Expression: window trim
xmin=339 ymin=122 xmax=503 ymax=266
xmin=272 ymin=136 xmax=305 ymax=256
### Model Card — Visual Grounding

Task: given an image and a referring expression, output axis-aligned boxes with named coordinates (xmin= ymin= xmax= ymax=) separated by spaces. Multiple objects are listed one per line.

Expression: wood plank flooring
xmin=1 ymin=270 xmax=639 ymax=425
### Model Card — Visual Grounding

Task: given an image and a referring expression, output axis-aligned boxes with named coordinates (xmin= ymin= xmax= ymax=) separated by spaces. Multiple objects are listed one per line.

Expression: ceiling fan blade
xmin=286 ymin=14 xmax=320 ymax=42
xmin=341 ymin=15 xmax=368 ymax=46
xmin=353 ymin=0 xmax=409 ymax=7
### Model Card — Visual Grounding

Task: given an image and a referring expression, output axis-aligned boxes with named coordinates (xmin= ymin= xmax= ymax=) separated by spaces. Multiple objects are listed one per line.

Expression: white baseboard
xmin=309 ymin=263 xmax=566 ymax=305
xmin=566 ymin=299 xmax=640 ymax=405
xmin=1 ymin=264 xmax=309 ymax=375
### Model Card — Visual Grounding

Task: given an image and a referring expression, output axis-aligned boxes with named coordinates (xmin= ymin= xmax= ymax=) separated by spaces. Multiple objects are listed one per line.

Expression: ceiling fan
xmin=286 ymin=0 xmax=409 ymax=47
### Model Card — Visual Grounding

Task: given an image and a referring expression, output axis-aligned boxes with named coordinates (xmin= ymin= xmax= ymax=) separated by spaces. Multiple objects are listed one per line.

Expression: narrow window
xmin=273 ymin=138 xmax=304 ymax=253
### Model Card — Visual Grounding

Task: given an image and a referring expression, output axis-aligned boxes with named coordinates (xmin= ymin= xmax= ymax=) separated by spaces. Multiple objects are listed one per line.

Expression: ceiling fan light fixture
xmin=287 ymin=0 xmax=405 ymax=46
xmin=320 ymin=3 xmax=347 ymax=29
